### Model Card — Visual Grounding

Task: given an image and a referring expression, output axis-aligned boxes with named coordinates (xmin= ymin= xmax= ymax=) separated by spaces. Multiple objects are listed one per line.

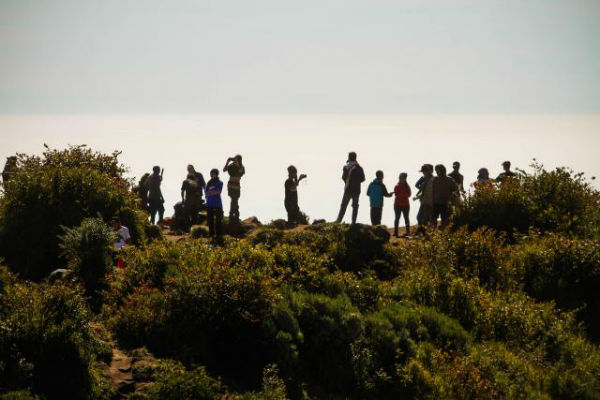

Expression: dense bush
xmin=454 ymin=162 xmax=600 ymax=239
xmin=0 ymin=279 xmax=110 ymax=399
xmin=0 ymin=145 xmax=145 ymax=279
xmin=59 ymin=218 xmax=117 ymax=308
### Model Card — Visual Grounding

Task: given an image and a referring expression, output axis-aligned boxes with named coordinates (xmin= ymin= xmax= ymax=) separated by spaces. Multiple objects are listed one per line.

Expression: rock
xmin=243 ymin=216 xmax=262 ymax=226
xmin=269 ymin=219 xmax=288 ymax=230
xmin=48 ymin=268 xmax=72 ymax=283
xmin=312 ymin=219 xmax=327 ymax=225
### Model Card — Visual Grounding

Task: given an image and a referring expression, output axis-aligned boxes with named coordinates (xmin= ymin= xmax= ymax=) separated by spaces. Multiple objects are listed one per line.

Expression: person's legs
xmin=207 ymin=207 xmax=215 ymax=237
xmin=158 ymin=203 xmax=165 ymax=224
xmin=336 ymin=192 xmax=351 ymax=222
xmin=402 ymin=206 xmax=411 ymax=235
xmin=394 ymin=206 xmax=401 ymax=236
xmin=440 ymin=204 xmax=451 ymax=228
xmin=149 ymin=200 xmax=157 ymax=224
xmin=229 ymin=190 xmax=240 ymax=222
xmin=371 ymin=207 xmax=382 ymax=225
xmin=215 ymin=207 xmax=223 ymax=239
xmin=351 ymin=193 xmax=360 ymax=224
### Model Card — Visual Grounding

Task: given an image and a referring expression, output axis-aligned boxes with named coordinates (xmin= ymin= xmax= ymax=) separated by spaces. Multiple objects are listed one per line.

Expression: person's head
xmin=234 ymin=155 xmax=242 ymax=164
xmin=502 ymin=161 xmax=511 ymax=171
xmin=399 ymin=172 xmax=408 ymax=183
xmin=478 ymin=168 xmax=489 ymax=179
xmin=287 ymin=165 xmax=297 ymax=177
xmin=111 ymin=216 xmax=121 ymax=229
xmin=152 ymin=166 xmax=160 ymax=174
xmin=420 ymin=164 xmax=433 ymax=177
xmin=375 ymin=170 xmax=384 ymax=179
xmin=187 ymin=164 xmax=195 ymax=174
xmin=435 ymin=164 xmax=447 ymax=177
xmin=452 ymin=161 xmax=460 ymax=172
xmin=348 ymin=152 xmax=357 ymax=162
xmin=210 ymin=168 xmax=219 ymax=179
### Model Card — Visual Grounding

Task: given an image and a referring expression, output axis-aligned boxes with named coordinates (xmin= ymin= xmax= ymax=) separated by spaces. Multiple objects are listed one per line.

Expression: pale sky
xmin=1 ymin=0 xmax=599 ymax=114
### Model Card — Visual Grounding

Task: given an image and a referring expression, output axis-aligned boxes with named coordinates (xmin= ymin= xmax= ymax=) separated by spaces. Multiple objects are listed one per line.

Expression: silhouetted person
xmin=448 ymin=161 xmax=465 ymax=193
xmin=205 ymin=168 xmax=224 ymax=244
xmin=187 ymin=164 xmax=206 ymax=205
xmin=474 ymin=167 xmax=493 ymax=189
xmin=181 ymin=173 xmax=202 ymax=226
xmin=433 ymin=164 xmax=459 ymax=229
xmin=366 ymin=170 xmax=392 ymax=225
xmin=415 ymin=164 xmax=435 ymax=234
xmin=336 ymin=152 xmax=365 ymax=224
xmin=284 ymin=165 xmax=307 ymax=225
xmin=394 ymin=172 xmax=411 ymax=237
xmin=496 ymin=161 xmax=516 ymax=184
xmin=2 ymin=156 xmax=17 ymax=184
xmin=147 ymin=166 xmax=165 ymax=224
xmin=133 ymin=173 xmax=150 ymax=211
xmin=223 ymin=155 xmax=245 ymax=223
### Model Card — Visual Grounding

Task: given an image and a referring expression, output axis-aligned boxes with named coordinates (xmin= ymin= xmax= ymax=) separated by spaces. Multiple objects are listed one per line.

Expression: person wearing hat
xmin=284 ymin=165 xmax=307 ymax=225
xmin=415 ymin=164 xmax=435 ymax=233
xmin=336 ymin=151 xmax=366 ymax=224
xmin=147 ymin=166 xmax=165 ymax=224
xmin=448 ymin=161 xmax=465 ymax=193
xmin=496 ymin=161 xmax=517 ymax=184
xmin=2 ymin=156 xmax=17 ymax=184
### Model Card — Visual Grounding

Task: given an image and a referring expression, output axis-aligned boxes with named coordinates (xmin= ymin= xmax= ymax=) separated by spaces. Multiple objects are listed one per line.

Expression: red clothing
xmin=394 ymin=183 xmax=412 ymax=206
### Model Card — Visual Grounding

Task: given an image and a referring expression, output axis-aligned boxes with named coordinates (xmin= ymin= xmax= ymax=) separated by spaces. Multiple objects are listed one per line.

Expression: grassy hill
xmin=1 ymin=146 xmax=599 ymax=399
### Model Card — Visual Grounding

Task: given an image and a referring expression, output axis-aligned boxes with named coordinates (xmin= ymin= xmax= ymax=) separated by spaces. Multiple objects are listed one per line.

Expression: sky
xmin=1 ymin=0 xmax=599 ymax=114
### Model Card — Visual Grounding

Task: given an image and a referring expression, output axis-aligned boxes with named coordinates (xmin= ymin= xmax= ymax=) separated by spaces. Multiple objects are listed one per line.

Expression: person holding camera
xmin=223 ymin=155 xmax=245 ymax=223
xmin=284 ymin=165 xmax=307 ymax=225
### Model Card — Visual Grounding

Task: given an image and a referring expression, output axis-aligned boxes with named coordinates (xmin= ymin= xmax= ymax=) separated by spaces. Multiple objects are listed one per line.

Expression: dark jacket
xmin=341 ymin=161 xmax=365 ymax=194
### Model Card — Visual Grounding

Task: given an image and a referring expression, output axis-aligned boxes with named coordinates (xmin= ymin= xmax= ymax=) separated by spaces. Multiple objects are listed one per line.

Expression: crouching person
xmin=205 ymin=168 xmax=224 ymax=245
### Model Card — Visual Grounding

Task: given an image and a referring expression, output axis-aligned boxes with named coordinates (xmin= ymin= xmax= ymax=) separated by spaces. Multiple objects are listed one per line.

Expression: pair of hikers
xmin=414 ymin=164 xmax=459 ymax=233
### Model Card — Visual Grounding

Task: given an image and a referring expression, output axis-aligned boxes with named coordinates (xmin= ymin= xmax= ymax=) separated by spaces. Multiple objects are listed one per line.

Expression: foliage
xmin=454 ymin=162 xmax=600 ymax=239
xmin=0 ymin=280 xmax=110 ymax=399
xmin=0 ymin=145 xmax=145 ymax=279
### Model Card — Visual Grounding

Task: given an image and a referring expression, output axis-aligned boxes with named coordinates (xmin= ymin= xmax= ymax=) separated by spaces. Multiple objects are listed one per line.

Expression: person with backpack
xmin=205 ymin=168 xmax=224 ymax=244
xmin=393 ymin=172 xmax=412 ymax=237
xmin=284 ymin=165 xmax=307 ymax=225
xmin=366 ymin=170 xmax=393 ymax=225
xmin=146 ymin=166 xmax=164 ymax=225
xmin=336 ymin=152 xmax=366 ymax=224
xmin=223 ymin=155 xmax=245 ymax=223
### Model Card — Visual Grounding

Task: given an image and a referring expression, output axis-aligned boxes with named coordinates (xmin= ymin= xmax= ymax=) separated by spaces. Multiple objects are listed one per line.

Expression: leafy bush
xmin=0 ymin=145 xmax=145 ymax=280
xmin=0 ymin=281 xmax=109 ymax=399
xmin=454 ymin=162 xmax=600 ymax=239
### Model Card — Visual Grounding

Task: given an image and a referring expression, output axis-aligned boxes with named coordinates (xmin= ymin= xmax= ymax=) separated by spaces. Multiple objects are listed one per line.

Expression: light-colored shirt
xmin=114 ymin=226 xmax=131 ymax=249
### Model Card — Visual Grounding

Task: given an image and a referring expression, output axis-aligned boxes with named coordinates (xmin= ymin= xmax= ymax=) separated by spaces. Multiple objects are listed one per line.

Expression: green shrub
xmin=0 ymin=145 xmax=144 ymax=280
xmin=512 ymin=234 xmax=600 ymax=339
xmin=454 ymin=162 xmax=600 ymax=239
xmin=0 ymin=281 xmax=109 ymax=399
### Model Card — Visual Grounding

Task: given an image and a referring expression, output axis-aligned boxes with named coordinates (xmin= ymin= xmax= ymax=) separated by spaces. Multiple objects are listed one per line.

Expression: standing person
xmin=415 ymin=164 xmax=435 ymax=234
xmin=205 ymin=168 xmax=224 ymax=244
xmin=366 ymin=170 xmax=393 ymax=225
xmin=394 ymin=173 xmax=412 ymax=237
xmin=146 ymin=166 xmax=165 ymax=225
xmin=2 ymin=156 xmax=17 ymax=184
xmin=474 ymin=168 xmax=493 ymax=189
xmin=187 ymin=165 xmax=206 ymax=205
xmin=181 ymin=173 xmax=202 ymax=226
xmin=496 ymin=161 xmax=516 ymax=184
xmin=336 ymin=152 xmax=366 ymax=224
xmin=284 ymin=166 xmax=307 ymax=225
xmin=448 ymin=161 xmax=465 ymax=193
xmin=433 ymin=164 xmax=459 ymax=229
xmin=223 ymin=155 xmax=245 ymax=223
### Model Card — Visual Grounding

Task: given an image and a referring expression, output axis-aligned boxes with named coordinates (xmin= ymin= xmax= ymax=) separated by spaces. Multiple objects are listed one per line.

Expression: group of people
xmin=133 ymin=155 xmax=246 ymax=243
xmin=334 ymin=152 xmax=517 ymax=237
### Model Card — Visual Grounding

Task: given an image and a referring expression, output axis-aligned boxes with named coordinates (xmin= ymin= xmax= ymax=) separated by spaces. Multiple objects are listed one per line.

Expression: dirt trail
xmin=109 ymin=347 xmax=135 ymax=396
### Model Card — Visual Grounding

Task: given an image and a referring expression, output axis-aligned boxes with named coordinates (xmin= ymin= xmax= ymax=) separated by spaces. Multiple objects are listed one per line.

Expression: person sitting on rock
xmin=205 ymin=168 xmax=224 ymax=244
xmin=366 ymin=170 xmax=392 ymax=226
xmin=181 ymin=173 xmax=202 ymax=226
xmin=336 ymin=151 xmax=365 ymax=224
xmin=284 ymin=165 xmax=307 ymax=226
